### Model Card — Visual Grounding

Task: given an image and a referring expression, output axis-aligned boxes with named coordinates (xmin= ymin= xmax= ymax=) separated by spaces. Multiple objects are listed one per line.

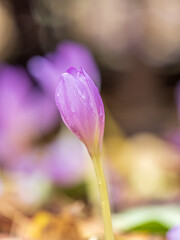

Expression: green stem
xmin=92 ymin=154 xmax=114 ymax=240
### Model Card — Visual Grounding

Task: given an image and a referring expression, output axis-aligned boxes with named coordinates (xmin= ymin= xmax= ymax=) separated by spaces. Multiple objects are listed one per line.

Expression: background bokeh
xmin=1 ymin=1 xmax=180 ymax=237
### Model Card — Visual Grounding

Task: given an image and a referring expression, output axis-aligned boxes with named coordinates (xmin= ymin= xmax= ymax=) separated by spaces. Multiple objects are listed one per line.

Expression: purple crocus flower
xmin=55 ymin=68 xmax=114 ymax=240
xmin=167 ymin=225 xmax=180 ymax=240
xmin=27 ymin=41 xmax=101 ymax=99
xmin=55 ymin=67 xmax=105 ymax=157
xmin=0 ymin=64 xmax=58 ymax=160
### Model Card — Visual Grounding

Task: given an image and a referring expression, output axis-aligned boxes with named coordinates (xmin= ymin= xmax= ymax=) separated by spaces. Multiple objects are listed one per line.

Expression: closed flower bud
xmin=55 ymin=67 xmax=105 ymax=156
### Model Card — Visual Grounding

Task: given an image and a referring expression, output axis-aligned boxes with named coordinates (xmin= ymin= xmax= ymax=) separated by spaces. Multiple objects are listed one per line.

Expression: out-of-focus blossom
xmin=14 ymin=173 xmax=50 ymax=206
xmin=27 ymin=40 xmax=101 ymax=100
xmin=2 ymin=171 xmax=51 ymax=208
xmin=167 ymin=225 xmax=180 ymax=240
xmin=55 ymin=67 xmax=105 ymax=157
xmin=5 ymin=128 xmax=88 ymax=187
xmin=0 ymin=64 xmax=58 ymax=160
xmin=42 ymin=129 xmax=88 ymax=187
xmin=3 ymin=149 xmax=41 ymax=174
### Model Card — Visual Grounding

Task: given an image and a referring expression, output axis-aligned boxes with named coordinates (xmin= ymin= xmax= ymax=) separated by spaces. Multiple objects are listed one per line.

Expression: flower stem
xmin=92 ymin=154 xmax=114 ymax=240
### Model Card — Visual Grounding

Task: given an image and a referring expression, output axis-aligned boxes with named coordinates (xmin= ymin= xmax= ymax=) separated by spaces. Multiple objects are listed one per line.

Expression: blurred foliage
xmin=113 ymin=205 xmax=180 ymax=235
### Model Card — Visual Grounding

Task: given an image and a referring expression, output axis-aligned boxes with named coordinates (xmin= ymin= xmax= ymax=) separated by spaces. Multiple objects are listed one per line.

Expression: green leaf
xmin=112 ymin=205 xmax=180 ymax=235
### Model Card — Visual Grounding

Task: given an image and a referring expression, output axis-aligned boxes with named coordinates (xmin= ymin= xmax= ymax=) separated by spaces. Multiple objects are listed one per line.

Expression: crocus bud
xmin=55 ymin=67 xmax=105 ymax=157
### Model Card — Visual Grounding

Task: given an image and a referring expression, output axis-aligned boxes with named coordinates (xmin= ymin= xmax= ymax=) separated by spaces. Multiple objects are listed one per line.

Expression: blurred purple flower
xmin=4 ymin=149 xmax=41 ymax=174
xmin=167 ymin=225 xmax=180 ymax=240
xmin=0 ymin=64 xmax=58 ymax=160
xmin=27 ymin=41 xmax=101 ymax=99
xmin=42 ymin=129 xmax=88 ymax=187
xmin=55 ymin=67 xmax=105 ymax=157
xmin=5 ymin=128 xmax=88 ymax=187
